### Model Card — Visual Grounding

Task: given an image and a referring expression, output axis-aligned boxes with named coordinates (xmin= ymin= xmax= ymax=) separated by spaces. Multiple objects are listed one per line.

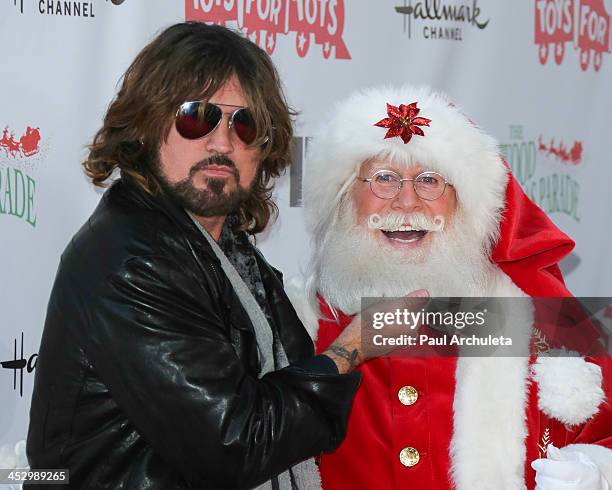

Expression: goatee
xmin=153 ymin=154 xmax=253 ymax=217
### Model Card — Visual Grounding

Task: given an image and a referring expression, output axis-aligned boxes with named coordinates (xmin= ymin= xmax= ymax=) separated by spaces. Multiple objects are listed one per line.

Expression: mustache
xmin=190 ymin=155 xmax=240 ymax=181
xmin=367 ymin=212 xmax=445 ymax=232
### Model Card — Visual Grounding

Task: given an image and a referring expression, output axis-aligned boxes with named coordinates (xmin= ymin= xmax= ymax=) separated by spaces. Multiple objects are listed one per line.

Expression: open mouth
xmin=381 ymin=226 xmax=428 ymax=244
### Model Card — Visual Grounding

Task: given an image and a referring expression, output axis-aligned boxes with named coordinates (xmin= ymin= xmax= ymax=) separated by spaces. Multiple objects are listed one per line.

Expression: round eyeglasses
xmin=357 ymin=169 xmax=451 ymax=201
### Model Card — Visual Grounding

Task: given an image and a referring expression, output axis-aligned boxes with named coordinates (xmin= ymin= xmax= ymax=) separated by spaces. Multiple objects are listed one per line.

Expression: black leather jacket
xmin=26 ymin=178 xmax=360 ymax=489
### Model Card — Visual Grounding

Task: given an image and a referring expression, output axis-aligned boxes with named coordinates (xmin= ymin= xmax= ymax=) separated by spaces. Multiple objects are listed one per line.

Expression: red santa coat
xmin=314 ymin=297 xmax=611 ymax=490
xmin=316 ymin=306 xmax=457 ymax=489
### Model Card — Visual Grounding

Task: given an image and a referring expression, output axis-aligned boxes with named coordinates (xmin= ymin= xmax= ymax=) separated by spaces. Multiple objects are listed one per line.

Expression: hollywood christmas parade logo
xmin=0 ymin=125 xmax=42 ymax=227
xmin=500 ymin=125 xmax=582 ymax=222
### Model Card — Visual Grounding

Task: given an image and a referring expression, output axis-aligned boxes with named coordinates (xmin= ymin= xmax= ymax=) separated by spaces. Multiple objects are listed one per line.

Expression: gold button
xmin=399 ymin=447 xmax=420 ymax=467
xmin=398 ymin=386 xmax=418 ymax=406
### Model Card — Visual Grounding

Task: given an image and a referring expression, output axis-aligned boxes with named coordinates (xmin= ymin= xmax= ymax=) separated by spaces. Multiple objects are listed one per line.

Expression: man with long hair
xmin=26 ymin=22 xmax=371 ymax=489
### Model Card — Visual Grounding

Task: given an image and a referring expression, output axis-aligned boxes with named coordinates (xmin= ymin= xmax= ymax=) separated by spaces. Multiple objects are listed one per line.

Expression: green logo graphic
xmin=500 ymin=125 xmax=580 ymax=222
xmin=0 ymin=166 xmax=37 ymax=226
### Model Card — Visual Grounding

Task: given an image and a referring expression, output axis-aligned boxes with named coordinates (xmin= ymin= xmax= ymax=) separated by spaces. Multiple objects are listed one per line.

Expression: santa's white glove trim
xmin=531 ymin=444 xmax=610 ymax=490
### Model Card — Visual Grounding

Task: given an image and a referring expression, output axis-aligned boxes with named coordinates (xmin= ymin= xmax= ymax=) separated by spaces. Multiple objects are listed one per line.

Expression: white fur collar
xmin=450 ymin=270 xmax=532 ymax=489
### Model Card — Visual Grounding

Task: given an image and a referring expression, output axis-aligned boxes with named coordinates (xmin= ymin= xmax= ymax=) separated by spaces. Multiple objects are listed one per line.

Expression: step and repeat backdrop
xmin=1 ymin=0 xmax=611 ymax=459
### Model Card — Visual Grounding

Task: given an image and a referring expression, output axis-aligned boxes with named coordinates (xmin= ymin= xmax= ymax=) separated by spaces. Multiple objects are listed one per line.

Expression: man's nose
xmin=390 ymin=180 xmax=423 ymax=213
xmin=204 ymin=114 xmax=233 ymax=155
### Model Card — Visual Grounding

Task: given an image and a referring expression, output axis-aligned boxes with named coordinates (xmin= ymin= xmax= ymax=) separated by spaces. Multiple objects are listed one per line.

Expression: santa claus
xmin=289 ymin=85 xmax=612 ymax=489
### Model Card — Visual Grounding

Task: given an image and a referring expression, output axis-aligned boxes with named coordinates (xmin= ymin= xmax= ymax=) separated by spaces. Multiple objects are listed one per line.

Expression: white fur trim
xmin=304 ymin=85 xmax=508 ymax=250
xmin=562 ymin=444 xmax=612 ymax=485
xmin=285 ymin=276 xmax=320 ymax=342
xmin=450 ymin=270 xmax=532 ymax=489
xmin=451 ymin=357 xmax=530 ymax=489
xmin=533 ymin=356 xmax=605 ymax=426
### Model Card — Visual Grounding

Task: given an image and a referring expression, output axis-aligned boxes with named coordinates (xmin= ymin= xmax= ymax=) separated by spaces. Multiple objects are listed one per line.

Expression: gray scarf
xmin=189 ymin=213 xmax=321 ymax=490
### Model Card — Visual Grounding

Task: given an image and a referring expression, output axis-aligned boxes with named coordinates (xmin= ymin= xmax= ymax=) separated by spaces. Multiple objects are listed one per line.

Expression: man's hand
xmin=531 ymin=444 xmax=610 ymax=490
xmin=322 ymin=289 xmax=429 ymax=374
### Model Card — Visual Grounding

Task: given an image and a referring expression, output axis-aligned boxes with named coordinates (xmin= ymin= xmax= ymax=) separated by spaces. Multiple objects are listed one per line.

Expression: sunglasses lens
xmin=175 ymin=102 xmax=222 ymax=139
xmin=232 ymin=108 xmax=257 ymax=145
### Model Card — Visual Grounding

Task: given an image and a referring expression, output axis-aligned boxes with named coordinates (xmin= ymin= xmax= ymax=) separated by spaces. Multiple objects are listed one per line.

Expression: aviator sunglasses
xmin=175 ymin=101 xmax=267 ymax=146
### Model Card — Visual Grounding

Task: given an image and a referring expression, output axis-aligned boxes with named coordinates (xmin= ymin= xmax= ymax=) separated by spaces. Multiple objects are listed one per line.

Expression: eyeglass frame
xmin=356 ymin=169 xmax=452 ymax=201
xmin=174 ymin=100 xmax=270 ymax=145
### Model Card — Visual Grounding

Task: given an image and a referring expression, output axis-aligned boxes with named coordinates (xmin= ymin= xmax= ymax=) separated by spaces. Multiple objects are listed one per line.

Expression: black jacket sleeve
xmin=82 ymin=254 xmax=359 ymax=489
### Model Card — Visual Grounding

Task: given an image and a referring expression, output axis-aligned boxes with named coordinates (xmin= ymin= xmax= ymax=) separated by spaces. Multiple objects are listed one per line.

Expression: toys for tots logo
xmin=535 ymin=0 xmax=612 ymax=71
xmin=0 ymin=124 xmax=44 ymax=227
xmin=186 ymin=0 xmax=350 ymax=59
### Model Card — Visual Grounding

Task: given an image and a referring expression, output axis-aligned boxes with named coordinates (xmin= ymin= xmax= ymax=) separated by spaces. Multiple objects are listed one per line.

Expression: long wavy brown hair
xmin=83 ymin=22 xmax=294 ymax=234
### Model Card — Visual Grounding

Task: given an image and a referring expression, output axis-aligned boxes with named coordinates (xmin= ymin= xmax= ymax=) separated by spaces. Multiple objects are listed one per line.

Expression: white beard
xmin=315 ymin=204 xmax=495 ymax=315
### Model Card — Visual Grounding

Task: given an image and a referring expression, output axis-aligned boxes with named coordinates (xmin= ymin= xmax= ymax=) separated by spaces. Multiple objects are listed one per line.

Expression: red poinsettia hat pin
xmin=374 ymin=102 xmax=431 ymax=144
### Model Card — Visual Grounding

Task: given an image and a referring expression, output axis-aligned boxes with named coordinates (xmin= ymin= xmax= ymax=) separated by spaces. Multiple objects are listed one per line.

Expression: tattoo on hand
xmin=328 ymin=346 xmax=359 ymax=370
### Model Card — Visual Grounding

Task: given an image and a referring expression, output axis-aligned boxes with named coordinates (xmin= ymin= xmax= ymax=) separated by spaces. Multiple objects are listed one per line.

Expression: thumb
xmin=546 ymin=444 xmax=571 ymax=462
xmin=406 ymin=289 xmax=429 ymax=298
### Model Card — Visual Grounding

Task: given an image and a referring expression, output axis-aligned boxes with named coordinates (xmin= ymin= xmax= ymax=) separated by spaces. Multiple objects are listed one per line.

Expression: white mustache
xmin=367 ymin=212 xmax=445 ymax=232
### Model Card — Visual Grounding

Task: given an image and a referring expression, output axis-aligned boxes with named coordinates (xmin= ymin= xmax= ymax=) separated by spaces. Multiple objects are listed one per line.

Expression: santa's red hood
xmin=493 ymin=169 xmax=574 ymax=298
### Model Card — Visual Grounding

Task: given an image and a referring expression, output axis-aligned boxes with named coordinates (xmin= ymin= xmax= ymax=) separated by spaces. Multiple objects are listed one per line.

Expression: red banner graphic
xmin=535 ymin=0 xmax=612 ymax=71
xmin=185 ymin=0 xmax=350 ymax=59
xmin=1 ymin=126 xmax=41 ymax=159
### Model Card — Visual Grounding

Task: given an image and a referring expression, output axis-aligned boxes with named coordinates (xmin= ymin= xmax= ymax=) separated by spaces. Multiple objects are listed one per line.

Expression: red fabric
xmin=315 ymin=298 xmax=457 ymax=490
xmin=493 ymin=171 xmax=606 ymax=357
xmin=523 ymin=354 xmax=612 ymax=485
xmin=317 ymin=297 xmax=612 ymax=490
xmin=492 ymin=169 xmax=574 ymax=298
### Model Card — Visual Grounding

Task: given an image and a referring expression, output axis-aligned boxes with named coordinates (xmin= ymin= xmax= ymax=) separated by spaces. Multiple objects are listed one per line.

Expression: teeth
xmin=383 ymin=225 xmax=421 ymax=232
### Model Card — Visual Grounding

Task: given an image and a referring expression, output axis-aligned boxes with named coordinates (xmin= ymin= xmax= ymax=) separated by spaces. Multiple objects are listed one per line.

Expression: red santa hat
xmin=303 ymin=84 xmax=574 ymax=298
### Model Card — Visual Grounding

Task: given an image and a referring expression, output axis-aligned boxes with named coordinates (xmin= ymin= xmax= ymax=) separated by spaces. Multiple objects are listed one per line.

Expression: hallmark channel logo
xmin=1 ymin=333 xmax=38 ymax=398
xmin=186 ymin=0 xmax=350 ymax=59
xmin=500 ymin=125 xmax=581 ymax=222
xmin=12 ymin=0 xmax=129 ymax=18
xmin=8 ymin=0 xmax=24 ymax=13
xmin=394 ymin=0 xmax=490 ymax=41
xmin=535 ymin=0 xmax=612 ymax=71
xmin=0 ymin=124 xmax=44 ymax=227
